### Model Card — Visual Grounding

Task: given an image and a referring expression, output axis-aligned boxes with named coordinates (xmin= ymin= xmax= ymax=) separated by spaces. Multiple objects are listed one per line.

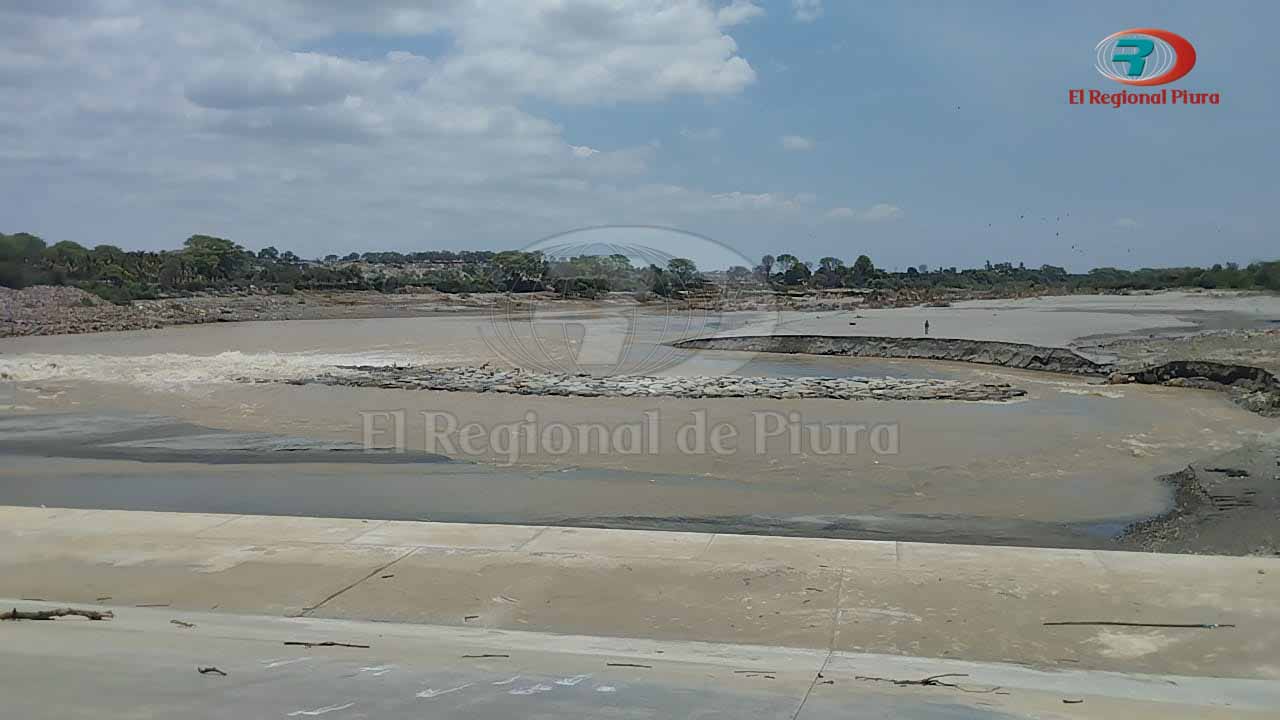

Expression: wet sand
xmin=1121 ymin=442 xmax=1280 ymax=556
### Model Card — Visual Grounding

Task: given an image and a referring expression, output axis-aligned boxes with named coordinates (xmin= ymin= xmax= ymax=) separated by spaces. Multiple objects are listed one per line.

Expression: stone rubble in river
xmin=290 ymin=365 xmax=1027 ymax=402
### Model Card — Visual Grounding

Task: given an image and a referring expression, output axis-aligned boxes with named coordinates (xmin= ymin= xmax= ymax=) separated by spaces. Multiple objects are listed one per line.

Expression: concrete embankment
xmin=2 ymin=506 xmax=1278 ymax=680
xmin=6 ymin=600 xmax=1278 ymax=718
xmin=674 ymin=335 xmax=1114 ymax=375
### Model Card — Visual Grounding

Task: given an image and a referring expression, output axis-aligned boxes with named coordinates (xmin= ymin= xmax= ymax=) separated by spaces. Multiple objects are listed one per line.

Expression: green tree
xmin=183 ymin=235 xmax=247 ymax=284
xmin=492 ymin=250 xmax=546 ymax=291
xmin=814 ymin=256 xmax=845 ymax=288
xmin=44 ymin=240 xmax=90 ymax=277
xmin=850 ymin=254 xmax=875 ymax=286
xmin=157 ymin=255 xmax=188 ymax=290
xmin=780 ymin=260 xmax=812 ymax=286
xmin=647 ymin=264 xmax=672 ymax=297
xmin=757 ymin=254 xmax=775 ymax=281
xmin=666 ymin=258 xmax=699 ymax=287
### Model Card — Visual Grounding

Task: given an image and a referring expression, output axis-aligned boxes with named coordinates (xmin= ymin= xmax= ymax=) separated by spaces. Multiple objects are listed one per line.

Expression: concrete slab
xmin=703 ymin=533 xmax=900 ymax=570
xmin=831 ymin=561 xmax=1276 ymax=678
xmin=0 ymin=534 xmax=412 ymax=616
xmin=0 ymin=505 xmax=95 ymax=531
xmin=522 ymin=526 xmax=715 ymax=559
xmin=39 ymin=508 xmax=239 ymax=536
xmin=3 ymin=507 xmax=1279 ymax=681
xmin=1 ymin=601 xmax=1276 ymax=718
xmin=198 ymin=514 xmax=387 ymax=543
xmin=315 ymin=547 xmax=843 ymax=648
xmin=350 ymin=520 xmax=544 ymax=550
xmin=897 ymin=542 xmax=1106 ymax=576
xmin=819 ymin=651 xmax=1280 ymax=717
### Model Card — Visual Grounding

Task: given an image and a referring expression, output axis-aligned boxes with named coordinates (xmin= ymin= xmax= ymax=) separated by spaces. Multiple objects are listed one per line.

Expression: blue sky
xmin=1 ymin=1 xmax=1275 ymax=271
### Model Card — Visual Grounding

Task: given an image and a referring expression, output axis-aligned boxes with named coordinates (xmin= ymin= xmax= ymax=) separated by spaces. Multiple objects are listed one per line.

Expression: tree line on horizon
xmin=2 ymin=230 xmax=1278 ymax=304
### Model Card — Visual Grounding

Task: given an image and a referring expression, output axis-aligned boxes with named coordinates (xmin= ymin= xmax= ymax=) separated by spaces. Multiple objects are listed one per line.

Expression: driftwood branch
xmin=283 ymin=641 xmax=370 ymax=649
xmin=1043 ymin=621 xmax=1235 ymax=629
xmin=854 ymin=673 xmax=1006 ymax=694
xmin=197 ymin=666 xmax=227 ymax=676
xmin=1 ymin=607 xmax=114 ymax=621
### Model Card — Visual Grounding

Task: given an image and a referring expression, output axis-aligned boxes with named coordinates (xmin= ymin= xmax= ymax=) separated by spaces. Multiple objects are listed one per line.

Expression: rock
xmin=291 ymin=364 xmax=1028 ymax=403
xmin=673 ymin=335 xmax=1113 ymax=376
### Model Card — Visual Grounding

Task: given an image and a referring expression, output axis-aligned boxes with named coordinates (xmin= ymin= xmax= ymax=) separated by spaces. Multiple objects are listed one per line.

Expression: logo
xmin=1095 ymin=28 xmax=1196 ymax=86
xmin=1070 ymin=28 xmax=1217 ymax=107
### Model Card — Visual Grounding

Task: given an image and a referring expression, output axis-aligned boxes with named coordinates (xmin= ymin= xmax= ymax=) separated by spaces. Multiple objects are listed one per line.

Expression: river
xmin=0 ymin=302 xmax=1273 ymax=547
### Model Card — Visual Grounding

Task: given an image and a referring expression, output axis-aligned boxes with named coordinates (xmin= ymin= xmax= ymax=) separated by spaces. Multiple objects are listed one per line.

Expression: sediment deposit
xmin=290 ymin=364 xmax=1028 ymax=402
xmin=674 ymin=334 xmax=1114 ymax=375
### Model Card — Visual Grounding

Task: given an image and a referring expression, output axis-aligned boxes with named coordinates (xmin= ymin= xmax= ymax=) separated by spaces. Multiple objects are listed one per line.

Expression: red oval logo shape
xmin=1095 ymin=28 xmax=1196 ymax=86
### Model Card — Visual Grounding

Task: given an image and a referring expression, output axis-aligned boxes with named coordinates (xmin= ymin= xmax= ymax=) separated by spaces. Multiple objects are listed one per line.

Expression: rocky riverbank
xmin=676 ymin=333 xmax=1280 ymax=416
xmin=674 ymin=334 xmax=1114 ymax=375
xmin=286 ymin=365 xmax=1028 ymax=402
xmin=0 ymin=285 xmax=512 ymax=338
xmin=1107 ymin=360 xmax=1280 ymax=416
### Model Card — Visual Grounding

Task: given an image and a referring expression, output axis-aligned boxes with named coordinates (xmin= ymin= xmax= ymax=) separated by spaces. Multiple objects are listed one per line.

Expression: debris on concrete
xmin=1 ymin=607 xmax=114 ymax=621
xmin=853 ymin=673 xmax=1006 ymax=694
xmin=283 ymin=641 xmax=370 ymax=649
xmin=1043 ymin=621 xmax=1235 ymax=629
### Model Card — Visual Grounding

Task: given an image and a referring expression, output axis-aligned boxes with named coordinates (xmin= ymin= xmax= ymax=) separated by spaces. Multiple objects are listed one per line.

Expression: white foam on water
xmin=0 ymin=350 xmax=456 ymax=392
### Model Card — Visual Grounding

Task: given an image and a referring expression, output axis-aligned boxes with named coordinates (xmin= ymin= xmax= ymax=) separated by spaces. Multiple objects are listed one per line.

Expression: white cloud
xmin=680 ymin=127 xmax=722 ymax=141
xmin=717 ymin=0 xmax=765 ymax=27
xmin=827 ymin=203 xmax=904 ymax=222
xmin=781 ymin=135 xmax=814 ymax=151
xmin=185 ymin=53 xmax=385 ymax=110
xmin=860 ymin=203 xmax=903 ymax=221
xmin=1114 ymin=217 xmax=1141 ymax=228
xmin=710 ymin=191 xmax=815 ymax=211
xmin=426 ymin=1 xmax=758 ymax=104
xmin=0 ymin=1 xmax=830 ymax=257
xmin=791 ymin=0 xmax=824 ymax=23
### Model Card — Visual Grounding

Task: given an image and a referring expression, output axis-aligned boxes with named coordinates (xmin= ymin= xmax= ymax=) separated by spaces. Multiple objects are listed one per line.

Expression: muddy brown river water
xmin=1 ymin=298 xmax=1276 ymax=547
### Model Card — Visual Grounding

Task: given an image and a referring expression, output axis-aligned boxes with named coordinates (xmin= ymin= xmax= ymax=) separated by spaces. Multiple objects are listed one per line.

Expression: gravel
xmin=289 ymin=365 xmax=1028 ymax=402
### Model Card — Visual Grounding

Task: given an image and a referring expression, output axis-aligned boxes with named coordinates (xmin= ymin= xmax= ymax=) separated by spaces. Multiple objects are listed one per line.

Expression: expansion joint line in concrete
xmin=828 ymin=569 xmax=846 ymax=649
xmin=791 ymin=569 xmax=845 ymax=719
xmin=295 ymin=547 xmax=419 ymax=617
xmin=791 ymin=649 xmax=834 ymax=720
xmin=513 ymin=525 xmax=551 ymax=551
xmin=698 ymin=533 xmax=718 ymax=559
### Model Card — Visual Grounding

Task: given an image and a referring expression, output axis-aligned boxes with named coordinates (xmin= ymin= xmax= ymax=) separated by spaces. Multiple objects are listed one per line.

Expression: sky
xmin=1 ymin=0 xmax=1276 ymax=271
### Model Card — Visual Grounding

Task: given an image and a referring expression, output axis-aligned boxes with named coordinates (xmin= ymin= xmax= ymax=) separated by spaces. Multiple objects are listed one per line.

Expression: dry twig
xmin=283 ymin=641 xmax=370 ymax=649
xmin=1043 ymin=621 xmax=1234 ymax=629
xmin=853 ymin=673 xmax=1006 ymax=695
